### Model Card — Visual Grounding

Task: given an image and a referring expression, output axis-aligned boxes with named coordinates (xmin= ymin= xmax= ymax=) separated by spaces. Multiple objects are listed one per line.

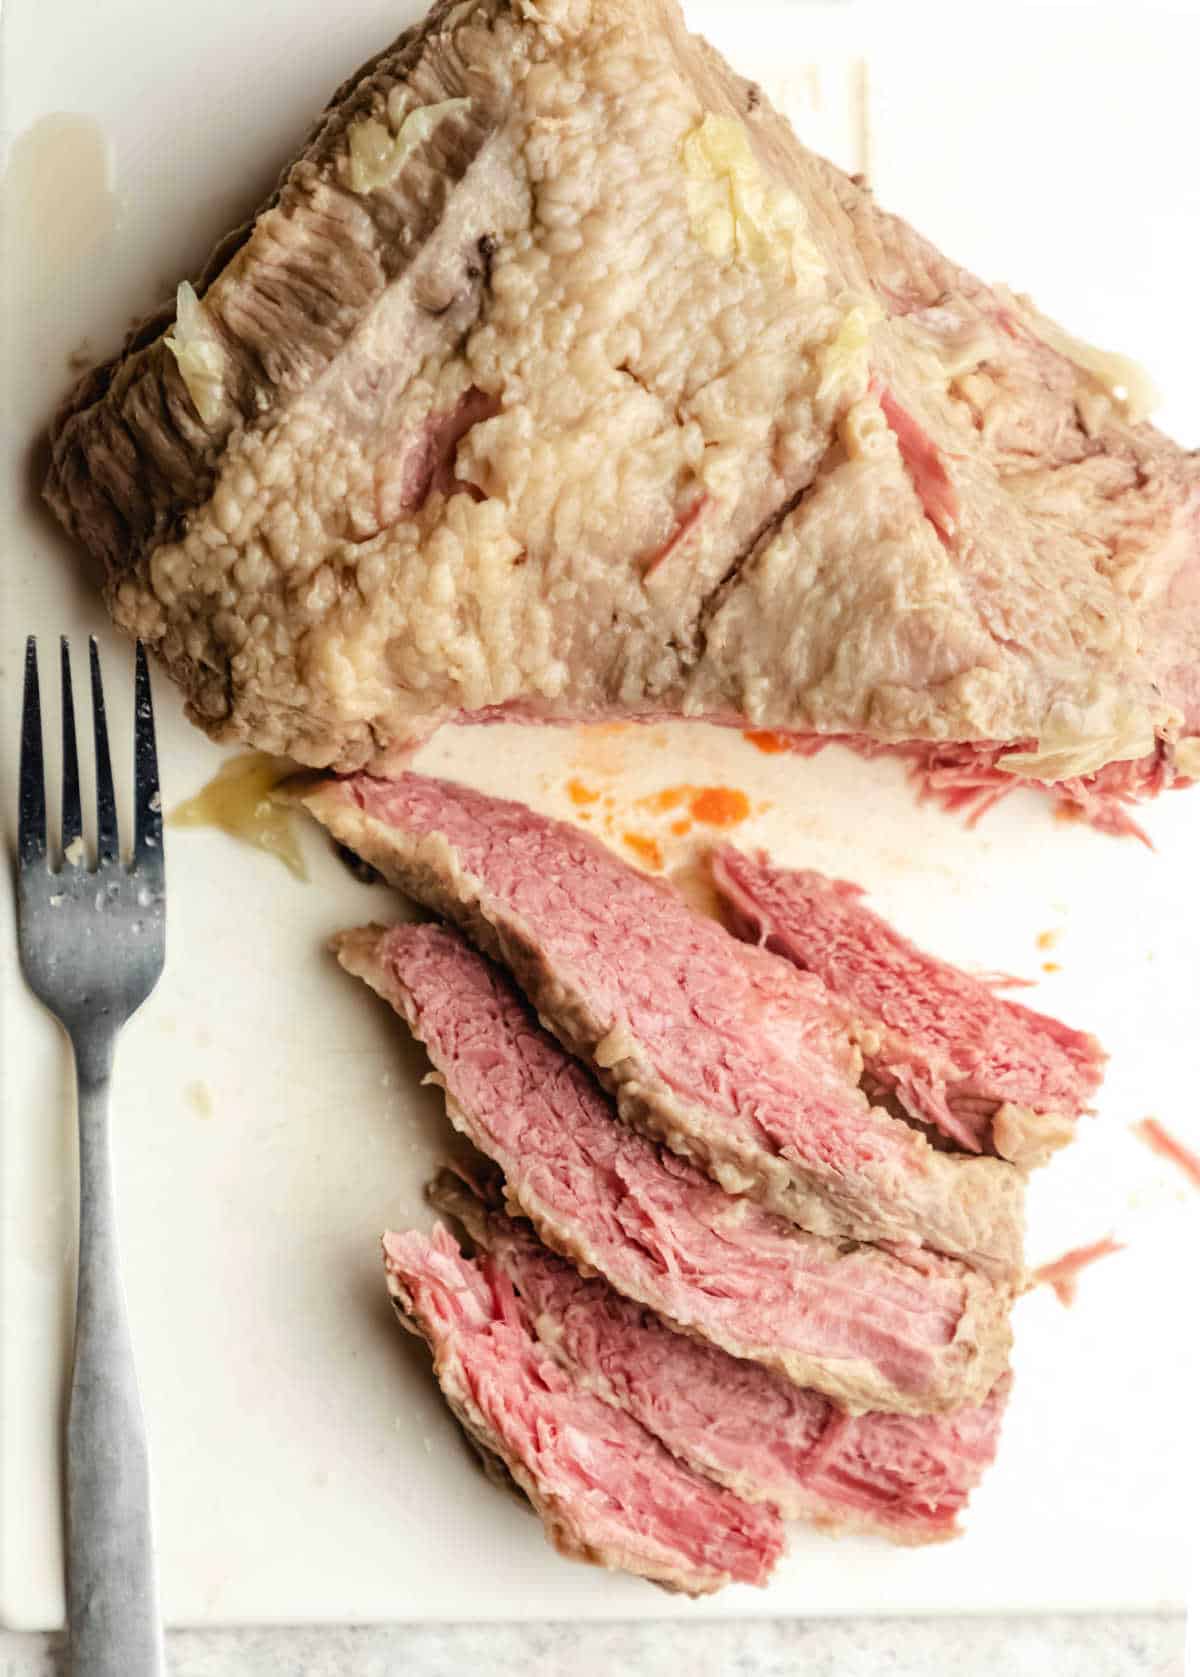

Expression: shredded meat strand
xmin=1034 ymin=1237 xmax=1125 ymax=1307
xmin=1132 ymin=1119 xmax=1200 ymax=1190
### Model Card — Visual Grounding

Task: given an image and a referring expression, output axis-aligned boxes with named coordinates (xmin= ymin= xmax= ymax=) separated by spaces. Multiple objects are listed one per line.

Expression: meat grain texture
xmin=311 ymin=771 xmax=1026 ymax=1277
xmin=384 ymin=1220 xmax=784 ymax=1593
xmin=43 ymin=0 xmax=1200 ymax=825
xmin=338 ymin=919 xmax=1014 ymax=1416
xmin=317 ymin=774 xmax=1112 ymax=1587
xmin=428 ymin=1169 xmax=1011 ymax=1543
xmin=710 ymin=847 xmax=1106 ymax=1167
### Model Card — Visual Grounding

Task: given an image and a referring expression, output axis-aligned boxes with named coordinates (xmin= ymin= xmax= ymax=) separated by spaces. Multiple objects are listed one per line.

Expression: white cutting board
xmin=2 ymin=0 xmax=1199 ymax=1630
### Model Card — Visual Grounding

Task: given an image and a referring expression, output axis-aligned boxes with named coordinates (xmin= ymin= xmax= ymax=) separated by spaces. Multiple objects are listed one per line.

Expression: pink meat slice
xmin=308 ymin=772 xmax=1023 ymax=1277
xmin=432 ymin=1171 xmax=1010 ymax=1543
xmin=711 ymin=848 xmax=1105 ymax=1169
xmin=382 ymin=1222 xmax=783 ymax=1594
xmin=337 ymin=921 xmax=1013 ymax=1415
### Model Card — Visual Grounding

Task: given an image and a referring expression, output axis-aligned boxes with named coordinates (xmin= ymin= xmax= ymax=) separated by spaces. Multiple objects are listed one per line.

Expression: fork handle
xmin=66 ymin=1039 xmax=165 ymax=1677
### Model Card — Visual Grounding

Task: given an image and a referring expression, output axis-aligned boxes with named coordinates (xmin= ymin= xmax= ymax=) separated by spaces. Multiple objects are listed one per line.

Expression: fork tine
xmin=60 ymin=639 xmax=83 ymax=860
xmin=132 ymin=643 xmax=163 ymax=871
xmin=89 ymin=637 xmax=119 ymax=865
xmin=18 ymin=636 xmax=46 ymax=868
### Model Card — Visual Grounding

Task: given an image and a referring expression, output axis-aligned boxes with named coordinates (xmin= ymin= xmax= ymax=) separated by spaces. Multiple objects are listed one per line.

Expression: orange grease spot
xmin=566 ymin=779 xmax=599 ymax=807
xmin=670 ymin=819 xmax=692 ymax=837
xmin=1036 ymin=929 xmax=1060 ymax=951
xmin=1041 ymin=961 xmax=1061 ymax=974
xmin=690 ymin=786 xmax=750 ymax=828
xmin=623 ymin=832 xmax=663 ymax=871
xmin=640 ymin=787 xmax=689 ymax=814
xmin=743 ymin=730 xmax=790 ymax=755
xmin=637 ymin=784 xmax=750 ymax=829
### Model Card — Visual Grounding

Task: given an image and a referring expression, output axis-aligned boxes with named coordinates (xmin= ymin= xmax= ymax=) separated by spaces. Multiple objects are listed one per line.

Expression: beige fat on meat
xmin=43 ymin=0 xmax=1200 ymax=803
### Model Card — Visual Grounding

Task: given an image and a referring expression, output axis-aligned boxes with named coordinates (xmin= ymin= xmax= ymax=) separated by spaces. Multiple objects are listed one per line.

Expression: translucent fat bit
xmin=169 ymin=752 xmax=308 ymax=879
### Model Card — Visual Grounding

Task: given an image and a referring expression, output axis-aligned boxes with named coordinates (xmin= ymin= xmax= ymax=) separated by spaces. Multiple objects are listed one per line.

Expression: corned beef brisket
xmin=43 ymin=0 xmax=1200 ymax=834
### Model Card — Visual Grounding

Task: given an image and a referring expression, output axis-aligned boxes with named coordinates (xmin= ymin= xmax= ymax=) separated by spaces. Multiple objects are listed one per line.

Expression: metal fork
xmin=17 ymin=636 xmax=166 ymax=1677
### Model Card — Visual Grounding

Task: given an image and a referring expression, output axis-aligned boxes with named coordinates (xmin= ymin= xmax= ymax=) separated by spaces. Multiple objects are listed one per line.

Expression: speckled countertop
xmin=0 ymin=1616 xmax=1188 ymax=1675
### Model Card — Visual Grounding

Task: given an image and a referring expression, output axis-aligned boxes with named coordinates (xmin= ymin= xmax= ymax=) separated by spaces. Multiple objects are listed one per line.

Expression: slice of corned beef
xmin=337 ymin=921 xmax=1013 ymax=1415
xmin=430 ymin=1170 xmax=1011 ymax=1543
xmin=710 ymin=847 xmax=1105 ymax=1169
xmin=308 ymin=773 xmax=1024 ymax=1277
xmin=383 ymin=1222 xmax=783 ymax=1593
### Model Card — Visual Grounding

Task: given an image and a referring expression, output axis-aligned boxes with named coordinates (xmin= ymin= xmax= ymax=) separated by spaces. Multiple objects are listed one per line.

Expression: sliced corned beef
xmin=431 ymin=1170 xmax=1011 ymax=1543
xmin=337 ymin=920 xmax=1013 ymax=1415
xmin=383 ymin=1222 xmax=783 ymax=1593
xmin=308 ymin=773 xmax=1024 ymax=1277
xmin=710 ymin=847 xmax=1105 ymax=1168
